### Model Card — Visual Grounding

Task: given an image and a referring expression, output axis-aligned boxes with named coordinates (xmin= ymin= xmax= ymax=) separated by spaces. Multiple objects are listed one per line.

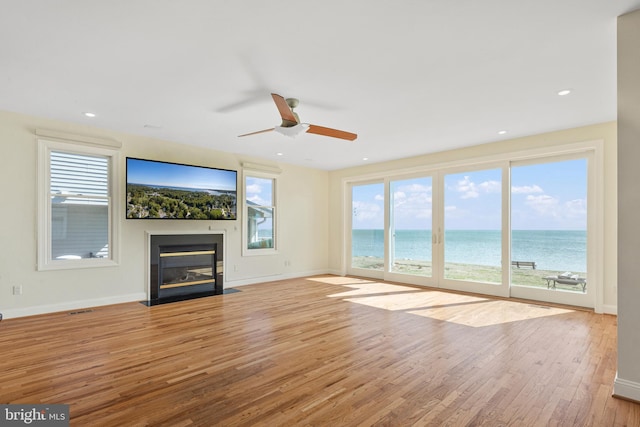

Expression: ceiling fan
xmin=238 ymin=93 xmax=357 ymax=141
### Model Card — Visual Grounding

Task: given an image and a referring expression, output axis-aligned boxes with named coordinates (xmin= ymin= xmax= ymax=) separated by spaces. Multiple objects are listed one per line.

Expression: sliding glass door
xmin=348 ymin=167 xmax=508 ymax=294
xmin=509 ymin=156 xmax=591 ymax=306
xmin=439 ymin=166 xmax=509 ymax=296
xmin=350 ymin=182 xmax=385 ymax=275
xmin=443 ymin=168 xmax=502 ymax=283
xmin=345 ymin=146 xmax=597 ymax=308
xmin=389 ymin=176 xmax=433 ymax=278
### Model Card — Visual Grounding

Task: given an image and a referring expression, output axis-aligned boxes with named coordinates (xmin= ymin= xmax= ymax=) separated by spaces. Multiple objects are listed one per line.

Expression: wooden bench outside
xmin=511 ymin=261 xmax=536 ymax=269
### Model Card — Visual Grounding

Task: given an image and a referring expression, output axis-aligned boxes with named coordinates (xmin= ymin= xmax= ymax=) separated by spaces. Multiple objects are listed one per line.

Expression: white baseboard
xmin=1 ymin=292 xmax=147 ymax=320
xmin=613 ymin=374 xmax=640 ymax=402
xmin=1 ymin=271 xmax=334 ymax=319
xmin=601 ymin=304 xmax=617 ymax=315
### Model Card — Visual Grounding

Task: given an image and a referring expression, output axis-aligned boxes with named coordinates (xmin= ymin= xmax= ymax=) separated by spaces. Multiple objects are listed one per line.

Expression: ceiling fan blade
xmin=307 ymin=124 xmax=357 ymax=141
xmin=271 ymin=93 xmax=299 ymax=125
xmin=238 ymin=128 xmax=274 ymax=137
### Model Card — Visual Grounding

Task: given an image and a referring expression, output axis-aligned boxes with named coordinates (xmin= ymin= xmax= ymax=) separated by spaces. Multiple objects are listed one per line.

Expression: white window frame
xmin=242 ymin=170 xmax=278 ymax=256
xmin=37 ymin=134 xmax=120 ymax=271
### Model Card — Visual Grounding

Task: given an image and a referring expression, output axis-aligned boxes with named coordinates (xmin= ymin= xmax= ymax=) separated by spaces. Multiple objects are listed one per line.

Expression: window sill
xmin=37 ymin=258 xmax=119 ymax=272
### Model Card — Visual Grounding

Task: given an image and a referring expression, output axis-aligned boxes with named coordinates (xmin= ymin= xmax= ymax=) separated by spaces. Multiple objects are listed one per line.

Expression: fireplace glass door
xmin=158 ymin=244 xmax=217 ymax=300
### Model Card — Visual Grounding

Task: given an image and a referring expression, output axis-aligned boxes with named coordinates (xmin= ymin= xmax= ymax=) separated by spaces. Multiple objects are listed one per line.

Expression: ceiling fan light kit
xmin=239 ymin=93 xmax=357 ymax=141
xmin=274 ymin=123 xmax=309 ymax=138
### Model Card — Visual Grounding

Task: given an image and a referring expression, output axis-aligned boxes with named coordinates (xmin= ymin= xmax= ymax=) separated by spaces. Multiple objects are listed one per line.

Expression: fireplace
xmin=146 ymin=232 xmax=226 ymax=305
xmin=159 ymin=242 xmax=217 ymax=295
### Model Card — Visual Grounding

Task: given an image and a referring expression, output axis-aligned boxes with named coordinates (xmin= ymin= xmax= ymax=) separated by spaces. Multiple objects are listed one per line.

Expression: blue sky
xmin=352 ymin=158 xmax=587 ymax=230
xmin=246 ymin=176 xmax=273 ymax=205
xmin=511 ymin=159 xmax=587 ymax=230
xmin=127 ymin=158 xmax=237 ymax=191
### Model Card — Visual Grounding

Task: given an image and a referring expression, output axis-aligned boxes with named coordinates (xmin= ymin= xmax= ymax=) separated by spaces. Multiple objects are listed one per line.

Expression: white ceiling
xmin=1 ymin=1 xmax=639 ymax=170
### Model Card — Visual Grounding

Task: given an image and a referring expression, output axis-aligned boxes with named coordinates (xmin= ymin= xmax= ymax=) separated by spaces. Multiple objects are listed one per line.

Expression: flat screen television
xmin=126 ymin=157 xmax=237 ymax=220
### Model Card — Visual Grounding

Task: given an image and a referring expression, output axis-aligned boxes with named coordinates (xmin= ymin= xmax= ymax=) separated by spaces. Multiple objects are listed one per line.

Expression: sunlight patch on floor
xmin=307 ymin=276 xmax=377 ymax=286
xmin=406 ymin=298 xmax=573 ymax=327
xmin=327 ymin=282 xmax=422 ymax=296
xmin=324 ymin=279 xmax=575 ymax=327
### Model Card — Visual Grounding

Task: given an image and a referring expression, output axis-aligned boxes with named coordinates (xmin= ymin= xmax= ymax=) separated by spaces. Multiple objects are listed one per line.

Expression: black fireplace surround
xmin=147 ymin=233 xmax=225 ymax=305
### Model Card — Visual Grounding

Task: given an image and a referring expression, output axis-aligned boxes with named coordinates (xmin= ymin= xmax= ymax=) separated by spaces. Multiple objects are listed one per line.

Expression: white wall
xmin=328 ymin=122 xmax=618 ymax=311
xmin=0 ymin=110 xmax=329 ymax=318
xmin=615 ymin=8 xmax=640 ymax=402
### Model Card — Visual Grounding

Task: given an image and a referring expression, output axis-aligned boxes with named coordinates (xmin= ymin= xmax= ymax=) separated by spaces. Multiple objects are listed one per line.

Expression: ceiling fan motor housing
xmin=283 ymin=98 xmax=300 ymax=127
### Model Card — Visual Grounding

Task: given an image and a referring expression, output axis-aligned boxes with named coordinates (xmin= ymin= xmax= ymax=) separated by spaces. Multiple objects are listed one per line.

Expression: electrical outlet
xmin=12 ymin=285 xmax=22 ymax=295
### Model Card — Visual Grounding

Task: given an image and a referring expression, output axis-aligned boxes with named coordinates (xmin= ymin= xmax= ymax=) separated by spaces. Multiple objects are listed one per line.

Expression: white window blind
xmin=49 ymin=150 xmax=110 ymax=260
xmin=50 ymin=151 xmax=109 ymax=200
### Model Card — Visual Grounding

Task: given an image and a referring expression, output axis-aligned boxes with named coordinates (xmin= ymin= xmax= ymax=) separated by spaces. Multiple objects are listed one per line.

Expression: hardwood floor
xmin=1 ymin=275 xmax=638 ymax=426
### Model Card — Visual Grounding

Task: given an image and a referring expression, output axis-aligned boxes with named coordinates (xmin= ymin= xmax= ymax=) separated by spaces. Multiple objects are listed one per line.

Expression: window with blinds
xmin=50 ymin=151 xmax=110 ymax=259
xmin=50 ymin=151 xmax=109 ymax=202
xmin=38 ymin=136 xmax=119 ymax=270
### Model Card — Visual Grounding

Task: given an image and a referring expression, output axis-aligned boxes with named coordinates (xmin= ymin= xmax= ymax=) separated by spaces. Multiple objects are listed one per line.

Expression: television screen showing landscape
xmin=126 ymin=157 xmax=237 ymax=220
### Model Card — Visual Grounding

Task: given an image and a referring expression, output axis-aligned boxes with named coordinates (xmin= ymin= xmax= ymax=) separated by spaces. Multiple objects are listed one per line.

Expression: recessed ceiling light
xmin=362 ymin=157 xmax=369 ymax=161
xmin=557 ymin=89 xmax=571 ymax=96
xmin=276 ymin=152 xmax=283 ymax=156
xmin=498 ymin=130 xmax=507 ymax=135
xmin=83 ymin=112 xmax=96 ymax=118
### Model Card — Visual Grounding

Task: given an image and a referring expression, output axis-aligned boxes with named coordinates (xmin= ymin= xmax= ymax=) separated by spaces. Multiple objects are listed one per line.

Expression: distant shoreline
xmin=352 ymin=229 xmax=587 ymax=272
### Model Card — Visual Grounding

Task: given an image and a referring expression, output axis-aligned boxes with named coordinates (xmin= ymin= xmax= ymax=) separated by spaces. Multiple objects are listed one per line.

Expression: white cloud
xmin=564 ymin=198 xmax=587 ymax=217
xmin=525 ymin=194 xmax=559 ymax=216
xmin=456 ymin=176 xmax=479 ymax=199
xmin=246 ymin=183 xmax=262 ymax=195
xmin=394 ymin=191 xmax=407 ymax=202
xmin=393 ymin=191 xmax=408 ymax=209
xmin=513 ymin=194 xmax=586 ymax=229
xmin=247 ymin=194 xmax=270 ymax=205
xmin=397 ymin=183 xmax=432 ymax=193
xmin=393 ymin=190 xmax=431 ymax=205
xmin=353 ymin=200 xmax=382 ymax=222
xmin=478 ymin=180 xmax=501 ymax=193
xmin=247 ymin=182 xmax=270 ymax=205
xmin=391 ymin=187 xmax=433 ymax=225
xmin=512 ymin=184 xmax=544 ymax=194
xmin=525 ymin=195 xmax=587 ymax=221
xmin=455 ymin=176 xmax=500 ymax=199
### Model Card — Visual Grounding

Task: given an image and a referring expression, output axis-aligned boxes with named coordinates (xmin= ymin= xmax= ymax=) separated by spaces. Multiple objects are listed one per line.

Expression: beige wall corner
xmin=615 ymin=8 xmax=640 ymax=402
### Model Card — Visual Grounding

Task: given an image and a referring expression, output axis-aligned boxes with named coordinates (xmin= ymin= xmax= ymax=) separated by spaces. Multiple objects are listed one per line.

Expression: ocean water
xmin=352 ymin=229 xmax=586 ymax=273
